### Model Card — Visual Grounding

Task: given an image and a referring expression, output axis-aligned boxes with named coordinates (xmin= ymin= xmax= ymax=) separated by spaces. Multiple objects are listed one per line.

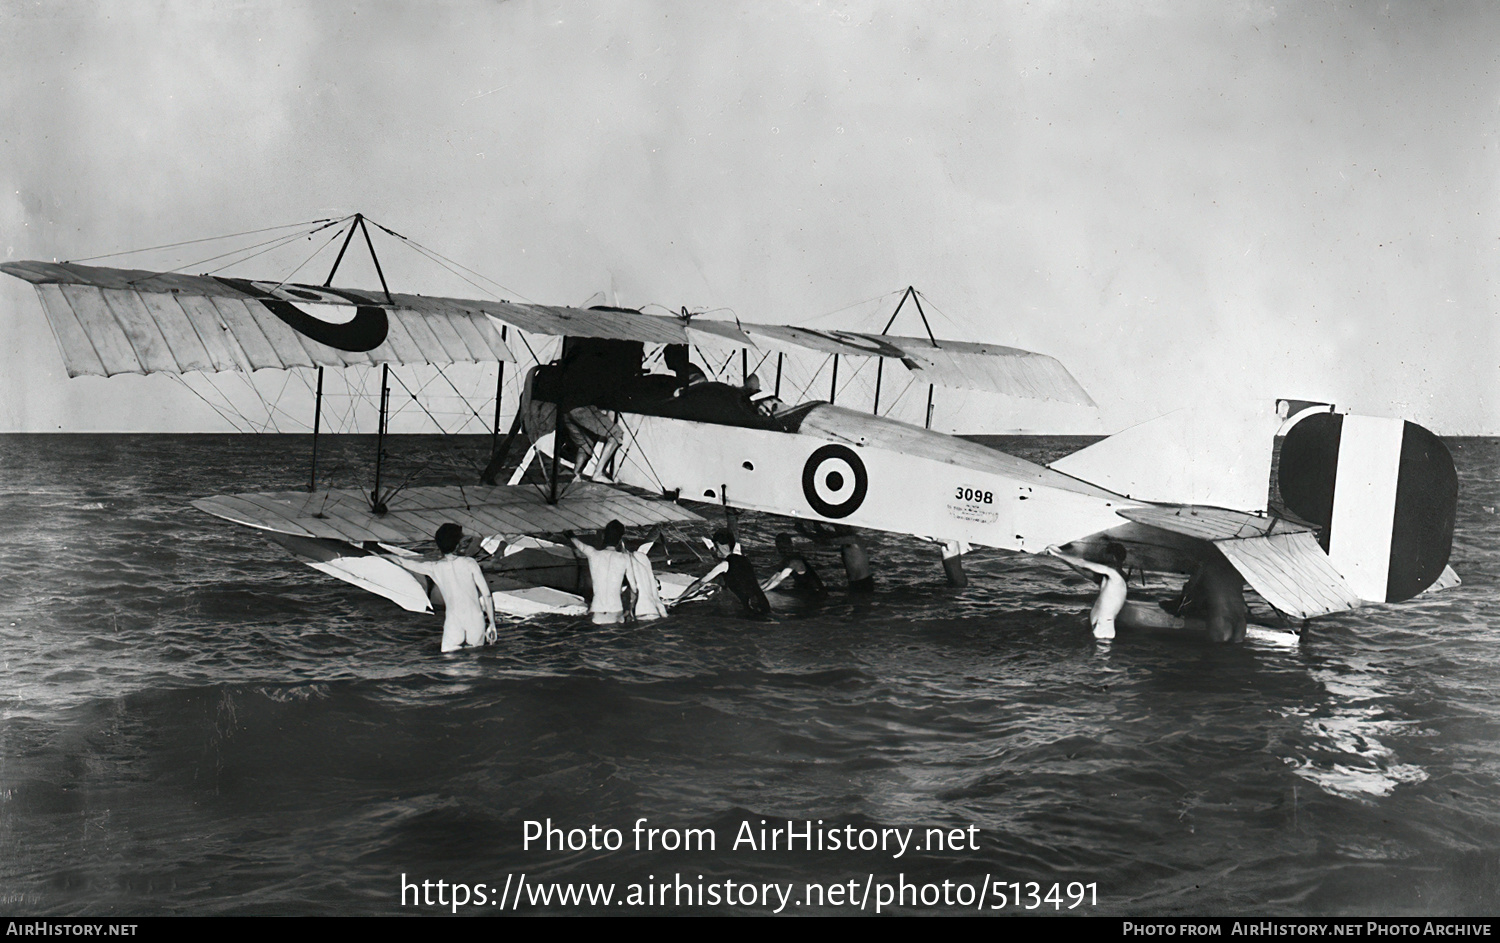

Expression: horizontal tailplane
xmin=1213 ymin=532 xmax=1364 ymax=619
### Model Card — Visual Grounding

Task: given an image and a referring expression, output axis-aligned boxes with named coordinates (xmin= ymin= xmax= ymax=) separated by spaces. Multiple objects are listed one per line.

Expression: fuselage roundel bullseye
xmin=802 ymin=444 xmax=868 ymax=519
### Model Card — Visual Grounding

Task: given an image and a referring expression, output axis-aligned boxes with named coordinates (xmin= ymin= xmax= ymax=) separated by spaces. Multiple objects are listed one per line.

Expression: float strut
xmin=941 ymin=540 xmax=968 ymax=588
xmin=308 ymin=366 xmax=324 ymax=492
xmin=548 ymin=403 xmax=565 ymax=505
xmin=492 ymin=326 xmax=508 ymax=441
xmin=371 ymin=363 xmax=390 ymax=513
xmin=481 ymin=412 xmax=524 ymax=486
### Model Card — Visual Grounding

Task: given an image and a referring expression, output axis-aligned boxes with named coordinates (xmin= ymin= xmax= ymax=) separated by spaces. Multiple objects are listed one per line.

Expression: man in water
xmin=761 ymin=533 xmax=827 ymax=597
xmin=627 ymin=530 xmax=669 ymax=621
xmin=1048 ymin=544 xmax=1248 ymax=643
xmin=1163 ymin=558 xmax=1248 ymax=643
xmin=677 ymin=530 xmax=772 ymax=617
xmin=391 ymin=523 xmax=497 ymax=653
xmin=1045 ymin=544 xmax=1126 ymax=640
xmin=569 ymin=520 xmax=638 ymax=625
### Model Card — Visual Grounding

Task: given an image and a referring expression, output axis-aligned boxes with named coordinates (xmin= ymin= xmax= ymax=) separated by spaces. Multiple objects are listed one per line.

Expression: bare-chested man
xmin=627 ymin=533 xmax=669 ymax=621
xmin=392 ymin=523 xmax=497 ymax=653
xmin=570 ymin=520 xmax=638 ymax=625
xmin=1046 ymin=545 xmax=1126 ymax=640
xmin=761 ymin=533 xmax=827 ymax=597
xmin=1164 ymin=558 xmax=1248 ymax=643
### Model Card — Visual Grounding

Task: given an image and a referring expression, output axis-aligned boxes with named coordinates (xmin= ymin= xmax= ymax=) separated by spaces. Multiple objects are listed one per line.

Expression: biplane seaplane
xmin=1 ymin=216 xmax=1460 ymax=638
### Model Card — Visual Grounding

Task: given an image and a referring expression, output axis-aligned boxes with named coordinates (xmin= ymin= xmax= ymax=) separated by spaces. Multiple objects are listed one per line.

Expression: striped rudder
xmin=1278 ymin=413 xmax=1457 ymax=603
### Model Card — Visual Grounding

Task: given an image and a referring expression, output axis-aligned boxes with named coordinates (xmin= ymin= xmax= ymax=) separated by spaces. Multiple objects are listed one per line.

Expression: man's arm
xmin=674 ymin=561 xmax=728 ymax=606
xmin=569 ymin=537 xmax=597 ymax=558
xmin=390 ymin=555 xmax=436 ymax=577
xmin=623 ymin=553 xmax=642 ymax=621
xmin=1045 ymin=546 xmax=1118 ymax=580
xmin=760 ymin=566 xmax=794 ymax=592
xmin=469 ymin=559 xmax=497 ymax=639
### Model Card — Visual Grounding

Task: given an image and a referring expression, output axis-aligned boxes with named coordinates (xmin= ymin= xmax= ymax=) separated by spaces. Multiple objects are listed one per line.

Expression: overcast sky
xmin=2 ymin=0 xmax=1496 ymax=434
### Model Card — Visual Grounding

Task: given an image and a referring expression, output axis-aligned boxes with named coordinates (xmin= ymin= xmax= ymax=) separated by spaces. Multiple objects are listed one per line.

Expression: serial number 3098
xmin=955 ymin=487 xmax=994 ymax=504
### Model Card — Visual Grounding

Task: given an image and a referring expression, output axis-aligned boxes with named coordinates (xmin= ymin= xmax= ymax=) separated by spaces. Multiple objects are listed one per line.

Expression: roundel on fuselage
xmin=802 ymin=444 xmax=867 ymax=519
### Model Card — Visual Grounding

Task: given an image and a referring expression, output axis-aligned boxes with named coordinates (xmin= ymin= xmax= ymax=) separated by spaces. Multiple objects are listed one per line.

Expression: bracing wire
xmin=835 ymin=355 xmax=871 ymax=402
xmin=199 ymin=220 xmax=352 ymax=279
xmin=882 ymin=376 xmax=919 ymax=415
xmin=170 ymin=374 xmax=250 ymax=432
xmin=66 ymin=218 xmax=340 ymax=264
xmin=387 ymin=369 xmax=486 ymax=479
xmin=906 ymin=289 xmax=972 ymax=339
xmin=795 ymin=288 xmax=908 ymax=326
xmin=616 ymin=417 xmax=669 ymax=495
xmin=431 ymin=363 xmax=493 ymax=431
xmin=264 ymin=221 xmax=361 ymax=293
xmin=125 ymin=217 xmax=350 ymax=284
xmin=792 ymin=355 xmax=833 ymax=404
xmin=364 ymin=218 xmax=534 ymax=304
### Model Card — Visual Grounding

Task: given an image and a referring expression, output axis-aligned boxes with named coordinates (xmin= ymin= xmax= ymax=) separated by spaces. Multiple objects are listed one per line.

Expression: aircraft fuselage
xmin=611 ymin=403 xmax=1141 ymax=555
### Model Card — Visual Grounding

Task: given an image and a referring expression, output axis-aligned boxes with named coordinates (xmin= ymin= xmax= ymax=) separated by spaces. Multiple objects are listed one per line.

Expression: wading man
xmin=392 ymin=523 xmax=497 ymax=653
xmin=570 ymin=520 xmax=638 ymax=625
xmin=678 ymin=530 xmax=772 ymax=617
xmin=1045 ymin=545 xmax=1126 ymax=640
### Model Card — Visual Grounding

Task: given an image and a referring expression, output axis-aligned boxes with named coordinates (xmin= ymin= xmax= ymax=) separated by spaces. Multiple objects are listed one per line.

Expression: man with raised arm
xmin=392 ymin=523 xmax=497 ymax=653
xmin=627 ymin=528 xmax=669 ymax=622
xmin=1045 ymin=544 xmax=1126 ymax=640
xmin=570 ymin=520 xmax=638 ymax=625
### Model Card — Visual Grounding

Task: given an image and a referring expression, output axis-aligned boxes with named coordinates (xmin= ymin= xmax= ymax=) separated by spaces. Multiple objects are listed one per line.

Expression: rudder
xmin=1278 ymin=412 xmax=1456 ymax=603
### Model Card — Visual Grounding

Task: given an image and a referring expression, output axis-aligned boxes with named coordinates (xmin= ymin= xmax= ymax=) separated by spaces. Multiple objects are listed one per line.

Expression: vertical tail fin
xmin=1278 ymin=412 xmax=1456 ymax=603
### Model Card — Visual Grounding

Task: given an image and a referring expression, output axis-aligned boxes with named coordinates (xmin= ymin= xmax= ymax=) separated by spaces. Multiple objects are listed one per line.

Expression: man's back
xmin=401 ymin=553 xmax=492 ymax=651
xmin=724 ymin=553 xmax=772 ymax=616
xmin=1186 ymin=560 xmax=1247 ymax=642
xmin=628 ymin=548 xmax=667 ymax=620
xmin=575 ymin=543 xmax=632 ymax=621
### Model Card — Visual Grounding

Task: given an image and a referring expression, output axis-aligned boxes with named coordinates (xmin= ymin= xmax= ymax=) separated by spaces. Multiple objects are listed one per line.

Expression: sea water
xmin=0 ymin=434 xmax=1495 ymax=916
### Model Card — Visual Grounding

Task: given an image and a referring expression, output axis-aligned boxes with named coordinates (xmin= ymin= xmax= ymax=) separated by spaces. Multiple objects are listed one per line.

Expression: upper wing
xmin=735 ymin=325 xmax=1095 ymax=406
xmin=0 ymin=261 xmax=518 ymax=376
xmin=191 ymin=482 xmax=701 ymax=544
xmin=4 ymin=260 xmax=1091 ymax=405
xmin=0 ymin=261 xmax=763 ymax=376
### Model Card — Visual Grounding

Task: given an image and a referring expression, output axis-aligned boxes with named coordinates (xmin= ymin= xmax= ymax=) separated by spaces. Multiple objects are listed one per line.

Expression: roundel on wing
xmin=802 ymin=444 xmax=868 ymax=519
xmin=229 ymin=278 xmax=390 ymax=352
xmin=811 ymin=329 xmax=906 ymax=359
